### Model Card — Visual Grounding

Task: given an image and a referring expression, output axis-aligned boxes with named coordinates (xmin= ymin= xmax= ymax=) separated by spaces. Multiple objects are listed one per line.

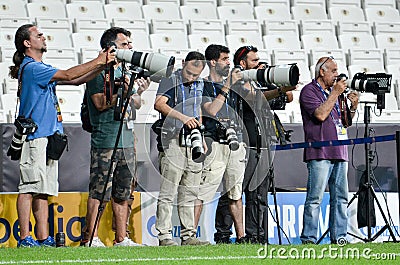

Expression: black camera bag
xmin=47 ymin=132 xmax=68 ymax=160
xmin=80 ymin=90 xmax=92 ymax=133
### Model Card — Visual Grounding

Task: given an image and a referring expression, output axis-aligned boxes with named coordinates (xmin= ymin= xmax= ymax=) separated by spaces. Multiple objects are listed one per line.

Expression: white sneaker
xmin=114 ymin=237 xmax=142 ymax=247
xmin=85 ymin=237 xmax=106 ymax=247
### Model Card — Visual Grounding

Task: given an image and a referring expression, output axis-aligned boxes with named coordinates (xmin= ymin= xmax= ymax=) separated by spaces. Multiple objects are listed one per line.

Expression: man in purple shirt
xmin=299 ymin=56 xmax=359 ymax=244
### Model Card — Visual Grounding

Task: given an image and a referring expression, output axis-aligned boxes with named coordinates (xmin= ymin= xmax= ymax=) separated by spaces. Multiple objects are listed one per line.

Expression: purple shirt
xmin=299 ymin=79 xmax=348 ymax=162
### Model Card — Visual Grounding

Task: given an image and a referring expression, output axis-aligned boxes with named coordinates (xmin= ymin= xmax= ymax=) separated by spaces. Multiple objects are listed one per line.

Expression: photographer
xmin=300 ymin=56 xmax=358 ymax=244
xmin=81 ymin=27 xmax=148 ymax=247
xmin=215 ymin=45 xmax=296 ymax=244
xmin=193 ymin=44 xmax=246 ymax=243
xmin=9 ymin=24 xmax=115 ymax=247
xmin=154 ymin=51 xmax=210 ymax=246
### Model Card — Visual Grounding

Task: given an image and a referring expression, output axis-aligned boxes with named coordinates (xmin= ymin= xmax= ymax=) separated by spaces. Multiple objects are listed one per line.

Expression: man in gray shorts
xmin=194 ymin=44 xmax=246 ymax=243
xmin=9 ymin=24 xmax=115 ymax=247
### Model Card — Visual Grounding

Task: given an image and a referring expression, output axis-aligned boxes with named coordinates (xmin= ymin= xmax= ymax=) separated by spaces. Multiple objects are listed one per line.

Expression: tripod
xmin=251 ymin=88 xmax=282 ymax=245
xmin=88 ymin=68 xmax=141 ymax=246
xmin=317 ymin=104 xmax=398 ymax=244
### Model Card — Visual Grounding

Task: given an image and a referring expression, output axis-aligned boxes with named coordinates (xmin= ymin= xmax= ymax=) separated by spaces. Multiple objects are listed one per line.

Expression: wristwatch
xmin=219 ymin=89 xmax=229 ymax=98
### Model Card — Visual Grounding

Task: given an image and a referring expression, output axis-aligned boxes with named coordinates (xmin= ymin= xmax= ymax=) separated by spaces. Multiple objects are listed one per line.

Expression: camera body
xmin=179 ymin=124 xmax=205 ymax=163
xmin=14 ymin=116 xmax=37 ymax=135
xmin=216 ymin=120 xmax=240 ymax=151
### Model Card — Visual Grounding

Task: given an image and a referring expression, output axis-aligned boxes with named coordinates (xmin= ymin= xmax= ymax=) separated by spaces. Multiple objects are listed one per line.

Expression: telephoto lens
xmin=56 ymin=232 xmax=65 ymax=247
xmin=190 ymin=126 xmax=205 ymax=163
xmin=225 ymin=127 xmax=239 ymax=151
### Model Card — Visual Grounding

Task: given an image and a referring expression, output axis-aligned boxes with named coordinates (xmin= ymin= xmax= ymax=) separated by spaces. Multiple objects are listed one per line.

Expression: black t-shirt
xmin=202 ymin=80 xmax=247 ymax=141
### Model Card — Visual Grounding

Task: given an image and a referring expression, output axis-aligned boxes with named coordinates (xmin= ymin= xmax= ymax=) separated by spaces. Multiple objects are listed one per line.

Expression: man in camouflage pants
xmin=81 ymin=27 xmax=146 ymax=247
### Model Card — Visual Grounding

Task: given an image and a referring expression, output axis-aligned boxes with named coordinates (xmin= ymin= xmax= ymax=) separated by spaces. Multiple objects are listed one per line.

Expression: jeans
xmin=300 ymin=160 xmax=348 ymax=243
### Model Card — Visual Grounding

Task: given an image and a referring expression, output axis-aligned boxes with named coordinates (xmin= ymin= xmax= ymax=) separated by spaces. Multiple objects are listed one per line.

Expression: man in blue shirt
xmin=154 ymin=51 xmax=210 ymax=246
xmin=10 ymin=24 xmax=115 ymax=247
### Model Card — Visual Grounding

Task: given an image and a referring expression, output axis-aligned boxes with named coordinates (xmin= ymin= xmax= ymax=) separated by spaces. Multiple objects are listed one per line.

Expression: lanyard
xmin=316 ymin=82 xmax=340 ymax=123
xmin=211 ymin=80 xmax=229 ymax=118
xmin=180 ymin=80 xmax=198 ymax=118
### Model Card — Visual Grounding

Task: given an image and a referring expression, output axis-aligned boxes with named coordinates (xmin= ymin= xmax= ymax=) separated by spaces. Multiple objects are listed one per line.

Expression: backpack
xmin=80 ymin=90 xmax=92 ymax=133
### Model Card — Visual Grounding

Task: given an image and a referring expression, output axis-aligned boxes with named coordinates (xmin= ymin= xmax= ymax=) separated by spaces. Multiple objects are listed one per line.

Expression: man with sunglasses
xmin=214 ymin=45 xmax=296 ymax=244
xmin=299 ymin=56 xmax=359 ymax=244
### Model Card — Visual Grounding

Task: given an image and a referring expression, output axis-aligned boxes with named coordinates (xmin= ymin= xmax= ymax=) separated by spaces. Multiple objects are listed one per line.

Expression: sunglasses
xmin=236 ymin=45 xmax=256 ymax=62
xmin=319 ymin=56 xmax=334 ymax=69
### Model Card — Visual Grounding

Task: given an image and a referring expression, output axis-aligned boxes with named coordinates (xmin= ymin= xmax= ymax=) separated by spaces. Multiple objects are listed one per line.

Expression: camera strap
xmin=103 ymin=61 xmax=114 ymax=105
xmin=16 ymin=61 xmax=34 ymax=119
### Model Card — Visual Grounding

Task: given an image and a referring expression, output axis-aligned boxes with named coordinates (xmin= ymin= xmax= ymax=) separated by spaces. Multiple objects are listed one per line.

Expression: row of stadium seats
xmin=2 ymin=1 xmax=400 ymax=22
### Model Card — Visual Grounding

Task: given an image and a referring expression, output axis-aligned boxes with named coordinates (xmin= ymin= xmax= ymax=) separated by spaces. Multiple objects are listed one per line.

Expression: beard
xmin=41 ymin=47 xmax=47 ymax=53
xmin=215 ymin=64 xmax=229 ymax=77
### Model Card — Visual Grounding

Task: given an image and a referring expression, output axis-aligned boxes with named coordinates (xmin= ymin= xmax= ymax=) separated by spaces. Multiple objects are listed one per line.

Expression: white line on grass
xmin=0 ymin=256 xmax=261 ymax=264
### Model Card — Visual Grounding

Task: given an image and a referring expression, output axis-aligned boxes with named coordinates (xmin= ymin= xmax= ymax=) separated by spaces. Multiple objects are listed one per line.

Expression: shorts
xmin=19 ymin=137 xmax=59 ymax=196
xmin=88 ymin=147 xmax=136 ymax=202
xmin=198 ymin=142 xmax=246 ymax=202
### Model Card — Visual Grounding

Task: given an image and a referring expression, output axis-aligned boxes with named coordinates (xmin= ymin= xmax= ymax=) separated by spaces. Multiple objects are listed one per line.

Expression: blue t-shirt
xmin=18 ymin=57 xmax=62 ymax=140
xmin=299 ymin=79 xmax=348 ymax=162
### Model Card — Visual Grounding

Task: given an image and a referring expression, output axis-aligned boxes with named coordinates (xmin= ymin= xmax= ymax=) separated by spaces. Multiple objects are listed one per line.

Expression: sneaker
xmin=114 ymin=237 xmax=142 ymax=247
xmin=18 ymin=236 xmax=40 ymax=248
xmin=181 ymin=237 xmax=210 ymax=246
xmin=235 ymin=236 xmax=250 ymax=244
xmin=39 ymin=236 xmax=56 ymax=247
xmin=159 ymin=238 xmax=178 ymax=246
xmin=85 ymin=237 xmax=106 ymax=247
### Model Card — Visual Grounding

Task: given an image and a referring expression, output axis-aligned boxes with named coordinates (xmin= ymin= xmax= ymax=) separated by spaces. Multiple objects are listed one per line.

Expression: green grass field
xmin=0 ymin=243 xmax=399 ymax=265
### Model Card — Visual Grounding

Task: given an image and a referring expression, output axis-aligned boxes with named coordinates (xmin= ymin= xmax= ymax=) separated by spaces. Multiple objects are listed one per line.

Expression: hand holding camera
xmin=98 ymin=46 xmax=117 ymax=65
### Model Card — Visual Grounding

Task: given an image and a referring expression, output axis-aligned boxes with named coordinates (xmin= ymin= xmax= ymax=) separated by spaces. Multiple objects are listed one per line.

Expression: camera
xmin=14 ymin=116 xmax=37 ymax=135
xmin=179 ymin=125 xmax=205 ymax=163
xmin=240 ymin=63 xmax=299 ymax=87
xmin=7 ymin=129 xmax=25 ymax=160
xmin=115 ymin=49 xmax=175 ymax=78
xmin=216 ymin=120 xmax=239 ymax=151
xmin=343 ymin=72 xmax=390 ymax=95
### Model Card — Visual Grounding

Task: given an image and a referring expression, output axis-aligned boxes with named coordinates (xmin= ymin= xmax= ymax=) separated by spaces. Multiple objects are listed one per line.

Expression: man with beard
xmin=194 ymin=44 xmax=246 ymax=243
xmin=9 ymin=24 xmax=115 ymax=247
xmin=154 ymin=51 xmax=210 ymax=246
xmin=214 ymin=46 xmax=296 ymax=244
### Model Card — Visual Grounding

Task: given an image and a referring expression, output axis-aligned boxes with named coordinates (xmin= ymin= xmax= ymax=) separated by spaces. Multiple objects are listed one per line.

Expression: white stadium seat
xmin=27 ymin=2 xmax=67 ymax=18
xmin=66 ymin=2 xmax=105 ymax=19
xmin=104 ymin=2 xmax=143 ymax=20
xmin=74 ymin=18 xmax=110 ymax=32
xmin=363 ymin=0 xmax=396 ymax=8
xmin=300 ymin=20 xmax=335 ymax=35
xmin=217 ymin=4 xmax=255 ymax=21
xmin=150 ymin=32 xmax=188 ymax=50
xmin=151 ymin=19 xmax=187 ymax=34
xmin=254 ymin=4 xmax=291 ymax=21
xmin=113 ymin=19 xmax=149 ymax=34
xmin=338 ymin=33 xmax=377 ymax=50
xmin=301 ymin=32 xmax=339 ymax=51
xmin=336 ymin=21 xmax=372 ymax=35
xmin=329 ymin=6 xmax=365 ymax=22
xmin=142 ymin=3 xmax=181 ymax=20
xmin=226 ymin=20 xmax=261 ymax=35
xmin=189 ymin=19 xmax=225 ymax=35
xmin=226 ymin=33 xmax=263 ymax=50
xmin=291 ymin=5 xmax=328 ymax=21
xmin=263 ymin=34 xmax=302 ymax=50
xmin=180 ymin=4 xmax=218 ymax=21
xmin=263 ymin=20 xmax=298 ymax=36
xmin=364 ymin=7 xmax=400 ymax=23
xmin=0 ymin=0 xmax=27 ymax=17
xmin=72 ymin=31 xmax=102 ymax=49
xmin=375 ymin=33 xmax=400 ymax=49
xmin=348 ymin=48 xmax=384 ymax=69
xmin=327 ymin=0 xmax=361 ymax=8
xmin=188 ymin=33 xmax=226 ymax=51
